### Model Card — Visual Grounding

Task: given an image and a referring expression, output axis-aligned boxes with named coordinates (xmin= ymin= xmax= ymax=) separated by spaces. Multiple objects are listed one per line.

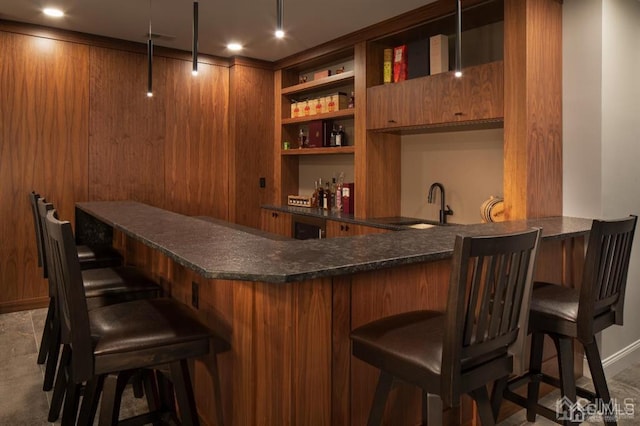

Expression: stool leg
xmin=43 ymin=319 xmax=61 ymax=391
xmin=490 ymin=375 xmax=508 ymax=420
xmin=367 ymin=371 xmax=394 ymax=426
xmin=78 ymin=375 xmax=105 ymax=426
xmin=48 ymin=344 xmax=71 ymax=422
xmin=422 ymin=392 xmax=443 ymax=426
xmin=526 ymin=331 xmax=545 ymax=422
xmin=584 ymin=340 xmax=617 ymax=426
xmin=131 ymin=371 xmax=145 ymax=399
xmin=61 ymin=380 xmax=82 ymax=426
xmin=554 ymin=335 xmax=578 ymax=426
xmin=142 ymin=370 xmax=163 ymax=426
xmin=37 ymin=298 xmax=55 ymax=364
xmin=470 ymin=386 xmax=495 ymax=426
xmin=170 ymin=360 xmax=200 ymax=426
xmin=99 ymin=371 xmax=131 ymax=426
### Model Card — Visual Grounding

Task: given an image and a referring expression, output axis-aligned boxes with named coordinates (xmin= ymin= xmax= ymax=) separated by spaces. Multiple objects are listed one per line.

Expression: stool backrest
xmin=29 ymin=192 xmax=46 ymax=275
xmin=44 ymin=209 xmax=93 ymax=383
xmin=578 ymin=215 xmax=637 ymax=342
xmin=37 ymin=198 xmax=56 ymax=289
xmin=442 ymin=228 xmax=541 ymax=406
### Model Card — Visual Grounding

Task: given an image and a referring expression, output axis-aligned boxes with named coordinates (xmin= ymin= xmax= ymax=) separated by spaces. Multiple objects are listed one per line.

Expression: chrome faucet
xmin=427 ymin=182 xmax=454 ymax=225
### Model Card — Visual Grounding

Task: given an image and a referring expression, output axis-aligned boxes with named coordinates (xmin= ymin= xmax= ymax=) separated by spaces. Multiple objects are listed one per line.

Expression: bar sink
xmin=407 ymin=223 xmax=436 ymax=229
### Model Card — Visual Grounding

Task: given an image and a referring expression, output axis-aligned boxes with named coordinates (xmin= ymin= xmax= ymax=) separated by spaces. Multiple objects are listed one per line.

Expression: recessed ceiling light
xmin=43 ymin=8 xmax=64 ymax=18
xmin=227 ymin=43 xmax=242 ymax=51
xmin=275 ymin=30 xmax=285 ymax=39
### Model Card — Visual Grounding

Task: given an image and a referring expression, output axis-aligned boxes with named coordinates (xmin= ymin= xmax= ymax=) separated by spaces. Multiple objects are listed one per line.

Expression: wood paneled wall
xmin=228 ymin=61 xmax=274 ymax=227
xmin=0 ymin=26 xmax=272 ymax=312
xmin=503 ymin=0 xmax=563 ymax=220
xmin=0 ymin=33 xmax=90 ymax=310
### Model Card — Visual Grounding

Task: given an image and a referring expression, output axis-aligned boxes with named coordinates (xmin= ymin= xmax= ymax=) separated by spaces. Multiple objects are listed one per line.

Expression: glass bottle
xmin=324 ymin=181 xmax=331 ymax=210
xmin=298 ymin=128 xmax=306 ymax=149
xmin=336 ymin=125 xmax=346 ymax=147
xmin=330 ymin=125 xmax=337 ymax=147
xmin=317 ymin=178 xmax=324 ymax=210
xmin=335 ymin=172 xmax=344 ymax=212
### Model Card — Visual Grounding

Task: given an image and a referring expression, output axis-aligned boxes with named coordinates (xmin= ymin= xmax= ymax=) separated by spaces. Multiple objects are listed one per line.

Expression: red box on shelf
xmin=308 ymin=120 xmax=332 ymax=147
xmin=342 ymin=183 xmax=355 ymax=214
xmin=393 ymin=45 xmax=407 ymax=82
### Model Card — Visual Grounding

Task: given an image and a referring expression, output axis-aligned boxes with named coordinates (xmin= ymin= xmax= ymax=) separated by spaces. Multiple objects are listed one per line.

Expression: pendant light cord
xmin=147 ymin=0 xmax=153 ymax=96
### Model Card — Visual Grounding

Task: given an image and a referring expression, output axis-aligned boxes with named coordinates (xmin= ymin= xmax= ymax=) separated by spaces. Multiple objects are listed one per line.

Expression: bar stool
xmin=504 ymin=216 xmax=637 ymax=425
xmin=30 ymin=192 xmax=125 ymax=386
xmin=35 ymin=198 xmax=161 ymax=422
xmin=350 ymin=228 xmax=541 ymax=425
xmin=45 ymin=209 xmax=228 ymax=425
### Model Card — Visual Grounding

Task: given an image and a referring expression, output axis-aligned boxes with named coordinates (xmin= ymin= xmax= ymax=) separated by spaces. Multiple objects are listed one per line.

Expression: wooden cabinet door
xmin=431 ymin=61 xmax=504 ymax=124
xmin=367 ymin=78 xmax=425 ymax=130
xmin=326 ymin=220 xmax=390 ymax=238
xmin=260 ymin=209 xmax=292 ymax=237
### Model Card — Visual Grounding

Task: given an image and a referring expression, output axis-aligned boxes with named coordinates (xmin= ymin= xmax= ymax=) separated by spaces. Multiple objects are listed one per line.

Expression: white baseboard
xmin=582 ymin=338 xmax=640 ymax=380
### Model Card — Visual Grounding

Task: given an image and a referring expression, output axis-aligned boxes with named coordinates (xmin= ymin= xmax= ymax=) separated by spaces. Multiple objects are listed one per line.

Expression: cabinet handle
xmin=340 ymin=225 xmax=345 ymax=231
xmin=388 ymin=119 xmax=397 ymax=123
xmin=272 ymin=212 xmax=278 ymax=218
xmin=345 ymin=225 xmax=350 ymax=231
xmin=454 ymin=112 xmax=464 ymax=116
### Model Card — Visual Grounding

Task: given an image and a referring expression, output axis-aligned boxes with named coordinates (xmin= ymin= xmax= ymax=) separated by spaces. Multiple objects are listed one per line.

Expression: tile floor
xmin=2 ymin=308 xmax=640 ymax=425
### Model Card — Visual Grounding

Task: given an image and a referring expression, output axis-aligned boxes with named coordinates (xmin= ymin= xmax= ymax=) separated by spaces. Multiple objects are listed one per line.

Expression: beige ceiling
xmin=0 ymin=0 xmax=437 ymax=62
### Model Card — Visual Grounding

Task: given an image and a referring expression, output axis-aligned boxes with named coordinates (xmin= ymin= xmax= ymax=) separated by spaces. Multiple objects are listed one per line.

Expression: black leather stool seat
xmin=91 ymin=298 xmax=216 ymax=360
xmin=352 ymin=311 xmax=445 ymax=382
xmin=82 ymin=267 xmax=159 ymax=298
xmin=530 ymin=283 xmax=579 ymax=323
xmin=77 ymin=244 xmax=122 ymax=269
xmin=529 ymin=282 xmax=613 ymax=337
xmin=82 ymin=267 xmax=161 ymax=311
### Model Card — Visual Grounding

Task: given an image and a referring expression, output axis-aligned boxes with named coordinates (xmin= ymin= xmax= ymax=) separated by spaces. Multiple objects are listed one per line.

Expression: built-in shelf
xmin=281 ymin=146 xmax=355 ymax=156
xmin=283 ymin=109 xmax=354 ymax=125
xmin=281 ymin=70 xmax=355 ymax=97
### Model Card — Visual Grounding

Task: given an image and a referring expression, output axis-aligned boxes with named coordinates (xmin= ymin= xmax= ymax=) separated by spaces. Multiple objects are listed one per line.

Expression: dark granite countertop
xmin=77 ymin=201 xmax=593 ymax=284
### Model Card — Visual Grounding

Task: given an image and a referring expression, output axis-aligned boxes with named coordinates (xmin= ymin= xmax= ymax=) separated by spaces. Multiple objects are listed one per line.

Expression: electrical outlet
xmin=191 ymin=281 xmax=199 ymax=309
xmin=259 ymin=177 xmax=266 ymax=188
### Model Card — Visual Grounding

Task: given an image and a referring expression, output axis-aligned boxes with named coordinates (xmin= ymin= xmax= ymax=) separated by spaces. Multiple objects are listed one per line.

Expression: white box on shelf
xmin=429 ymin=34 xmax=449 ymax=75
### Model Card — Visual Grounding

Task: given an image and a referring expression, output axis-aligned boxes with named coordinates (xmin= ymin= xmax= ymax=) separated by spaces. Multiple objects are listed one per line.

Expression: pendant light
xmin=454 ymin=0 xmax=462 ymax=78
xmin=275 ymin=0 xmax=284 ymax=38
xmin=147 ymin=0 xmax=153 ymax=97
xmin=147 ymin=39 xmax=153 ymax=97
xmin=192 ymin=1 xmax=199 ymax=75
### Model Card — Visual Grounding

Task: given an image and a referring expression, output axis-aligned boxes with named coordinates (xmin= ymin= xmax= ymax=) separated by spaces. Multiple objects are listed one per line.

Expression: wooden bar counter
xmin=75 ymin=201 xmax=592 ymax=426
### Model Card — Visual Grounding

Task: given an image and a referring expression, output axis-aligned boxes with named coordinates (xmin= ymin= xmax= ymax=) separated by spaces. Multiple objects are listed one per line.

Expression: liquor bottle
xmin=323 ymin=182 xmax=331 ymax=210
xmin=348 ymin=91 xmax=355 ymax=109
xmin=311 ymin=180 xmax=319 ymax=208
xmin=298 ymin=128 xmax=306 ymax=149
xmin=317 ymin=178 xmax=324 ymax=209
xmin=330 ymin=178 xmax=337 ymax=210
xmin=329 ymin=126 xmax=337 ymax=147
xmin=336 ymin=125 xmax=346 ymax=147
xmin=335 ymin=172 xmax=344 ymax=212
